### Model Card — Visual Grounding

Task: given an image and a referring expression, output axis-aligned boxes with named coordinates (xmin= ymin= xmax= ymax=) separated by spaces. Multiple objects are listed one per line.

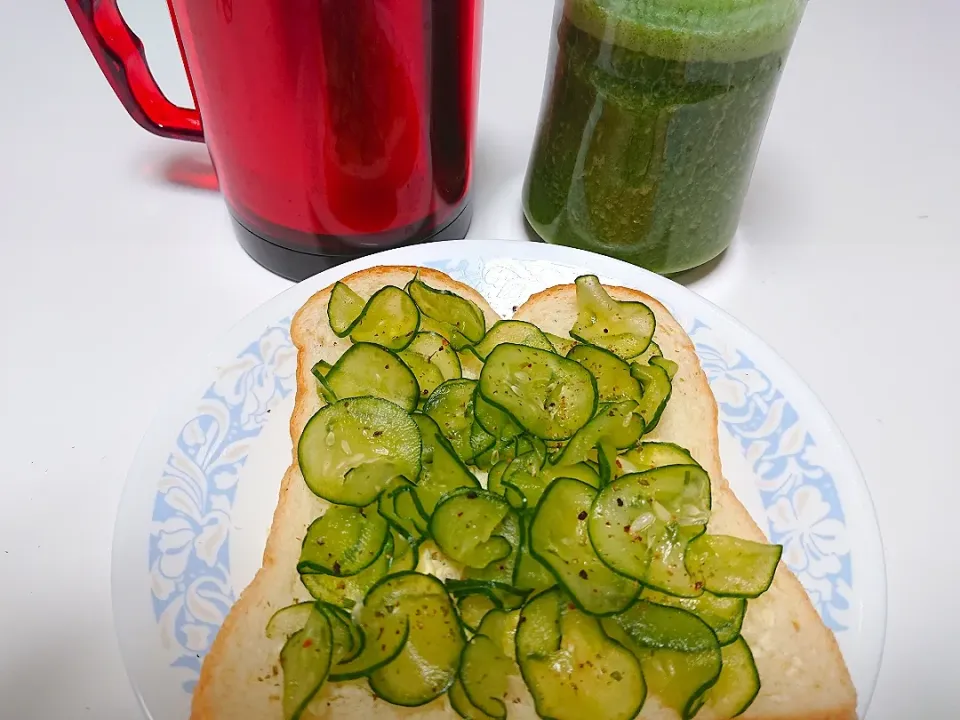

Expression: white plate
xmin=113 ymin=240 xmax=885 ymax=720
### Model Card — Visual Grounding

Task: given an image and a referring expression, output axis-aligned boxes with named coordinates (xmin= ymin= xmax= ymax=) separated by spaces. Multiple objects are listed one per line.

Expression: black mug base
xmin=232 ymin=203 xmax=474 ymax=282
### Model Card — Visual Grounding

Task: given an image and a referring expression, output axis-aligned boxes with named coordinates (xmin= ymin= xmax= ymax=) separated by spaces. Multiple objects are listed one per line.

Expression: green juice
xmin=523 ymin=0 xmax=805 ymax=273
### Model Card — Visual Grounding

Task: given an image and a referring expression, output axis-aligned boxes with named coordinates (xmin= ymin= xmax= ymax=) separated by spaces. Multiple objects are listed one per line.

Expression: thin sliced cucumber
xmin=350 ymin=286 xmax=420 ymax=350
xmin=541 ymin=461 xmax=602 ymax=489
xmin=266 ymin=602 xmax=314 ymax=641
xmin=469 ymin=420 xmax=497 ymax=459
xmin=516 ymin=588 xmax=646 ymax=720
xmin=480 ymin=344 xmax=597 ymax=441
xmin=464 ymin=510 xmax=522 ymax=584
xmin=458 ymin=593 xmax=498 ymax=632
xmin=604 ymin=600 xmax=722 ymax=720
xmin=530 ymin=478 xmax=640 ymax=615
xmin=545 ymin=332 xmax=577 ymax=356
xmin=458 ymin=347 xmax=485 ymax=376
xmin=700 ymin=636 xmax=761 ymax=717
xmin=514 ymin=516 xmax=556 ymax=594
xmin=500 ymin=449 xmax=549 ymax=509
xmin=641 ymin=588 xmax=746 ymax=646
xmin=393 ymin=486 xmax=429 ymax=536
xmin=570 ymin=275 xmax=655 ymax=359
xmin=632 ymin=340 xmax=663 ymax=365
xmin=299 ymin=397 xmax=421 ymax=506
xmin=476 ymin=608 xmax=521 ymax=661
xmin=474 ymin=437 xmax=516 ymax=472
xmin=322 ymin=603 xmax=362 ymax=664
xmin=651 ymin=355 xmax=679 ymax=380
xmin=411 ymin=414 xmax=481 ymax=515
xmin=297 ymin=505 xmax=388 ymax=576
xmin=420 ymin=314 xmax=474 ymax=351
xmin=280 ymin=604 xmax=332 ymax=720
xmin=685 ymin=534 xmax=782 ymax=598
xmin=619 ymin=442 xmax=698 ymax=474
xmin=406 ymin=331 xmax=462 ymax=379
xmin=446 ymin=579 xmax=529 ymax=612
xmin=460 ymin=634 xmax=513 ymax=719
xmin=567 ymin=344 xmax=642 ymax=404
xmin=449 ymin=678 xmax=496 ymax=720
xmin=327 ymin=281 xmax=366 ymax=337
xmin=407 ymin=276 xmax=486 ymax=344
xmin=424 ymin=378 xmax=480 ymax=462
xmin=555 ymin=400 xmax=644 ymax=466
xmin=431 ymin=489 xmax=513 ymax=568
xmin=597 ymin=440 xmax=619 ymax=485
xmin=324 ymin=343 xmax=420 ymax=412
xmin=378 ymin=477 xmax=426 ymax=541
xmin=470 ymin=320 xmax=555 ymax=360
xmin=399 ymin=348 xmax=444 ymax=402
xmin=630 ymin=362 xmax=672 ymax=432
xmin=588 ymin=467 xmax=711 ymax=595
xmin=367 ymin=572 xmax=465 ymax=706
xmin=301 ymin=533 xmax=393 ymax=609
xmin=474 ymin=392 xmax=523 ymax=443
xmin=388 ymin=531 xmax=419 ymax=574
xmin=311 ymin=361 xmax=336 ymax=404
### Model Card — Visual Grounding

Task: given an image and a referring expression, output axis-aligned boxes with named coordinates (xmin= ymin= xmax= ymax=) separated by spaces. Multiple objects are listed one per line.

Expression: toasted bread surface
xmin=191 ymin=270 xmax=857 ymax=720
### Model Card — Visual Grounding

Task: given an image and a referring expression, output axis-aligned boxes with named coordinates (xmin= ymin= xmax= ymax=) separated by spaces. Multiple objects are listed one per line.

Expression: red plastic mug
xmin=66 ymin=0 xmax=483 ymax=280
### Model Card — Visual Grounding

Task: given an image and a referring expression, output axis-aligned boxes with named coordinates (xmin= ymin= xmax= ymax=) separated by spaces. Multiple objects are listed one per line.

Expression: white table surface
xmin=1 ymin=0 xmax=957 ymax=718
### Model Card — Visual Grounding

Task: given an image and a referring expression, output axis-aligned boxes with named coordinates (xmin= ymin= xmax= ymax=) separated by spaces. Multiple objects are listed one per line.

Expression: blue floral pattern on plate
xmin=148 ymin=258 xmax=852 ymax=693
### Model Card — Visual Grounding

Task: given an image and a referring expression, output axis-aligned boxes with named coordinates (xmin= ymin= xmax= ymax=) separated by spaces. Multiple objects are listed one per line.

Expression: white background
xmin=0 ymin=0 xmax=957 ymax=718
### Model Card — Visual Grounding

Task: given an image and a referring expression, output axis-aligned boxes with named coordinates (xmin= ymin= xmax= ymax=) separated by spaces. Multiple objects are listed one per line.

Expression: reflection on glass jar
xmin=523 ymin=0 xmax=806 ymax=275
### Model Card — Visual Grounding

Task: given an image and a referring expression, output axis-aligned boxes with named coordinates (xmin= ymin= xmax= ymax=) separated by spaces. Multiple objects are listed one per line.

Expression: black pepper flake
xmin=577 ymin=511 xmax=587 ymax=521
xmin=578 ymin=569 xmax=588 ymax=579
xmin=623 ymin=525 xmax=631 ymax=533
xmin=466 ymin=491 xmax=478 ymax=499
xmin=332 ymin=561 xmax=341 ymax=575
xmin=616 ymin=498 xmax=624 ymax=507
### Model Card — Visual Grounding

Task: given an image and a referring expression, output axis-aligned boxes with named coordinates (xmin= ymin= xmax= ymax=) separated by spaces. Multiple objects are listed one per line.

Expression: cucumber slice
xmin=324 ymin=343 xmax=420 ymax=412
xmin=322 ymin=603 xmax=362 ymax=664
xmin=474 ymin=392 xmax=523 ymax=443
xmin=630 ymin=362 xmax=672 ymax=433
xmin=411 ymin=414 xmax=481 ymax=515
xmin=470 ymin=320 xmax=555 ymax=360
xmin=420 ymin=315 xmax=474 ymax=351
xmin=651 ymin=355 xmax=679 ymax=380
xmin=407 ymin=276 xmax=486 ymax=344
xmin=555 ymin=400 xmax=644 ymax=466
xmin=378 ymin=477 xmax=426 ymax=540
xmin=604 ymin=600 xmax=722 ymax=720
xmin=367 ymin=572 xmax=466 ymax=706
xmin=297 ymin=505 xmax=388 ymax=576
xmin=597 ymin=440 xmax=619 ymax=485
xmin=327 ymin=281 xmax=366 ymax=337
xmin=514 ymin=516 xmax=556 ymax=594
xmin=301 ymin=533 xmax=393 ymax=609
xmin=399 ymin=349 xmax=444 ymax=403
xmin=530 ymin=478 xmax=640 ymax=615
xmin=700 ymin=636 xmax=761 ymax=717
xmin=516 ymin=589 xmax=646 ymax=720
xmin=641 ymin=588 xmax=746 ymax=646
xmin=619 ymin=442 xmax=698 ymax=474
xmin=685 ymin=534 xmax=782 ymax=598
xmin=424 ymin=378 xmax=481 ymax=463
xmin=280 ymin=604 xmax=333 ymax=720
xmin=311 ymin=360 xmax=336 ymax=404
xmin=449 ymin=678 xmax=496 ymax=720
xmin=461 ymin=634 xmax=513 ymax=718
xmin=541 ymin=460 xmax=602 ymax=489
xmin=566 ymin=344 xmax=642 ymax=404
xmin=327 ymin=569 xmax=417 ymax=681
xmin=469 ymin=419 xmax=497 ymax=459
xmin=458 ymin=347 xmax=485 ymax=376
xmin=431 ymin=489 xmax=513 ymax=568
xmin=458 ymin=593 xmax=498 ymax=632
xmin=476 ymin=608 xmax=521 ymax=661
xmin=446 ymin=579 xmax=529 ymax=612
xmin=570 ymin=275 xmax=655 ymax=359
xmin=299 ymin=397 xmax=421 ymax=506
xmin=405 ymin=331 xmax=462 ymax=379
xmin=464 ymin=510 xmax=522 ymax=584
xmin=545 ymin=332 xmax=577 ymax=356
xmin=266 ymin=602 xmax=314 ymax=641
xmin=632 ymin=340 xmax=663 ymax=365
xmin=588 ymin=467 xmax=711 ymax=595
xmin=500 ymin=448 xmax=550 ymax=509
xmin=393 ymin=486 xmax=430 ymax=536
xmin=350 ymin=286 xmax=420 ymax=351
xmin=388 ymin=531 xmax=419 ymax=574
xmin=480 ymin=344 xmax=597 ymax=441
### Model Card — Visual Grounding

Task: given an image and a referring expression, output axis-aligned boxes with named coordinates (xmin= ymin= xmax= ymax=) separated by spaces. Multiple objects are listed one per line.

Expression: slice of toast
xmin=191 ymin=268 xmax=857 ymax=720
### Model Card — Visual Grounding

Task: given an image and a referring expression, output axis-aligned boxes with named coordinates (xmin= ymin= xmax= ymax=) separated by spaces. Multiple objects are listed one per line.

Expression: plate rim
xmin=112 ymin=238 xmax=886 ymax=719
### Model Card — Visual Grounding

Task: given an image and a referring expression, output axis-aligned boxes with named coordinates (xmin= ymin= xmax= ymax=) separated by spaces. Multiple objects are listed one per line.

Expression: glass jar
xmin=523 ymin=0 xmax=806 ymax=274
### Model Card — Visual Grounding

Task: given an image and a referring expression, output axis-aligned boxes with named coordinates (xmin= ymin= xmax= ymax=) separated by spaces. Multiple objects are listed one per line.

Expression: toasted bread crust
xmin=191 ymin=270 xmax=857 ymax=720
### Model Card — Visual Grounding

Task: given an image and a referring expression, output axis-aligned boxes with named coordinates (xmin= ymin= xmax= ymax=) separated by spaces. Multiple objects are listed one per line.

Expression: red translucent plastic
xmin=67 ymin=0 xmax=482 ymax=258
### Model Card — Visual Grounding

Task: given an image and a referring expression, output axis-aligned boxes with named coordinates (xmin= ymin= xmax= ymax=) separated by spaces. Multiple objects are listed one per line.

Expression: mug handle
xmin=65 ymin=0 xmax=204 ymax=142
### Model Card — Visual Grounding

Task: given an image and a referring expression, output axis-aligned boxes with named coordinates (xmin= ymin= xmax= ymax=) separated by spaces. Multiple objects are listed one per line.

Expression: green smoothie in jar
xmin=523 ymin=0 xmax=806 ymax=273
